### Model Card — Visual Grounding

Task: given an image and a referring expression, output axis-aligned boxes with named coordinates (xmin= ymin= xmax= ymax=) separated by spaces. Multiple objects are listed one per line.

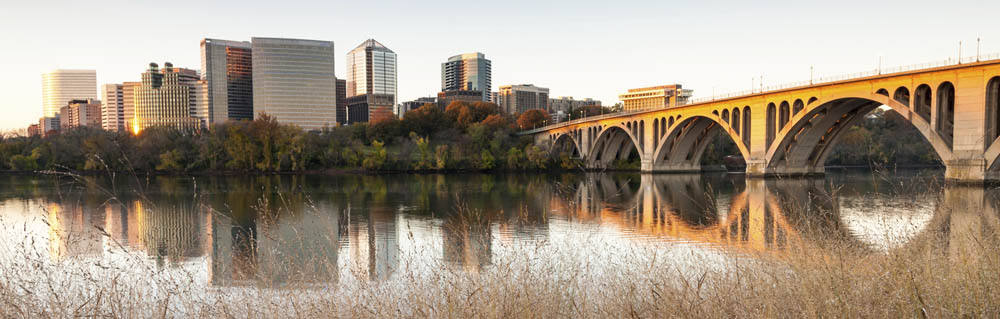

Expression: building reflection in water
xmin=25 ymin=174 xmax=1000 ymax=283
xmin=346 ymin=203 xmax=399 ymax=281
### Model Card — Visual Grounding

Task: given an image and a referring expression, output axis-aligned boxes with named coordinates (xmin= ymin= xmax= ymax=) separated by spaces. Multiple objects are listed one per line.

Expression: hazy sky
xmin=1 ymin=0 xmax=998 ymax=131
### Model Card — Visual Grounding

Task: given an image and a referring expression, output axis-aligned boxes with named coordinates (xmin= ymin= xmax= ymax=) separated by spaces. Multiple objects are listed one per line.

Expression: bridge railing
xmin=523 ymin=52 xmax=1000 ymax=134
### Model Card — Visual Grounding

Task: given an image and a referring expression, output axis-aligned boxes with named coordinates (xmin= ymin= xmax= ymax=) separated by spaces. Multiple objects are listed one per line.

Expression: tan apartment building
xmin=497 ymin=84 xmax=549 ymax=115
xmin=59 ymin=99 xmax=102 ymax=129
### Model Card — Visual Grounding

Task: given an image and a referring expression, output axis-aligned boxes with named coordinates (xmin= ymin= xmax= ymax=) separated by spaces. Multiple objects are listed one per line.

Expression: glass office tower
xmin=441 ymin=53 xmax=491 ymax=102
xmin=251 ymin=37 xmax=338 ymax=130
xmin=201 ymin=38 xmax=253 ymax=123
xmin=346 ymin=39 xmax=397 ymax=111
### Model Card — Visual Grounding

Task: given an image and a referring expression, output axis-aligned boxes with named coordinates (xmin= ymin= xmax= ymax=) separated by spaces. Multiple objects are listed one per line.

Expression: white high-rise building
xmin=102 ymin=84 xmax=125 ymax=131
xmin=252 ymin=37 xmax=338 ymax=130
xmin=42 ymin=70 xmax=97 ymax=118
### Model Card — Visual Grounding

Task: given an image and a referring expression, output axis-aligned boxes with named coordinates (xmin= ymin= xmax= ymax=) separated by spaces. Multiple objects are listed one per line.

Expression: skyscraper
xmin=122 ymin=81 xmax=140 ymax=132
xmin=132 ymin=63 xmax=203 ymax=132
xmin=441 ymin=53 xmax=491 ymax=102
xmin=42 ymin=70 xmax=97 ymax=117
xmin=346 ymin=39 xmax=397 ymax=120
xmin=252 ymin=37 xmax=338 ymax=130
xmin=201 ymin=38 xmax=253 ymax=123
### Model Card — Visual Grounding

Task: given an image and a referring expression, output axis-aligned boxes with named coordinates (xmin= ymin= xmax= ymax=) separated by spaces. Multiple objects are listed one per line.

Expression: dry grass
xmin=0 ymin=178 xmax=998 ymax=318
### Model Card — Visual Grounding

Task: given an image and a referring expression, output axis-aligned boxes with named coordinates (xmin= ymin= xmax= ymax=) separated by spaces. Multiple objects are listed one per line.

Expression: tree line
xmin=0 ymin=104 xmax=940 ymax=174
xmin=0 ymin=102 xmax=561 ymax=173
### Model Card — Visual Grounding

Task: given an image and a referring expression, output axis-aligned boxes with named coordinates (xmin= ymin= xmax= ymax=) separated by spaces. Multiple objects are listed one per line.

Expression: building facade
xmin=548 ymin=96 xmax=601 ymax=114
xmin=122 ymin=82 xmax=140 ymax=132
xmin=336 ymin=79 xmax=347 ymax=125
xmin=102 ymin=84 xmax=125 ymax=131
xmin=133 ymin=63 xmax=203 ymax=132
xmin=618 ymin=84 xmax=692 ymax=112
xmin=346 ymin=39 xmax=397 ymax=117
xmin=441 ymin=53 xmax=491 ymax=102
xmin=42 ymin=69 xmax=97 ymax=118
xmin=252 ymin=37 xmax=338 ymax=130
xmin=201 ymin=38 xmax=254 ymax=124
xmin=437 ymin=90 xmax=484 ymax=110
xmin=346 ymin=94 xmax=395 ymax=124
xmin=497 ymin=84 xmax=549 ymax=115
xmin=398 ymin=97 xmax=436 ymax=117
xmin=59 ymin=99 xmax=101 ymax=129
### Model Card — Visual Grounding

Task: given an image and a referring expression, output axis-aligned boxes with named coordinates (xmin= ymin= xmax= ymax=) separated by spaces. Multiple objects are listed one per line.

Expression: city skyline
xmin=2 ymin=0 xmax=1000 ymax=131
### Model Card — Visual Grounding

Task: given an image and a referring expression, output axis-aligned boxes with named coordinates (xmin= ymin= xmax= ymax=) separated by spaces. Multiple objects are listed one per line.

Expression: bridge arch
xmin=893 ymin=86 xmax=911 ymax=107
xmin=936 ymin=81 xmax=955 ymax=147
xmin=914 ymin=84 xmax=932 ymax=122
xmin=986 ymin=77 xmax=1000 ymax=173
xmin=550 ymin=132 xmax=582 ymax=158
xmin=587 ymin=124 xmax=643 ymax=169
xmin=651 ymin=115 xmax=750 ymax=172
xmin=766 ymin=103 xmax=777 ymax=148
xmin=765 ymin=92 xmax=954 ymax=174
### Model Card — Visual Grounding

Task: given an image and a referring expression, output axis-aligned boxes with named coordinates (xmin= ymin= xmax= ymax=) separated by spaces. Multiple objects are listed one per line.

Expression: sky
xmin=1 ymin=0 xmax=998 ymax=131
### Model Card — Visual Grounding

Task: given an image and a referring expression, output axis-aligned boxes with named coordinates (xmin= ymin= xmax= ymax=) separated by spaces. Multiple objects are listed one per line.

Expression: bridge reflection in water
xmin=20 ymin=174 xmax=1000 ymax=284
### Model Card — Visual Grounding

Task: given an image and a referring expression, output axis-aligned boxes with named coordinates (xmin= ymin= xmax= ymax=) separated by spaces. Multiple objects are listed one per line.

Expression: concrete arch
xmin=587 ymin=125 xmax=643 ymax=169
xmin=765 ymin=92 xmax=954 ymax=175
xmin=779 ymin=101 xmax=791 ymax=130
xmin=550 ymin=132 xmax=582 ymax=158
xmin=936 ymin=81 xmax=955 ymax=147
xmin=766 ymin=102 xmax=777 ymax=148
xmin=893 ymin=86 xmax=911 ymax=107
xmin=914 ymin=84 xmax=932 ymax=122
xmin=650 ymin=115 xmax=751 ymax=172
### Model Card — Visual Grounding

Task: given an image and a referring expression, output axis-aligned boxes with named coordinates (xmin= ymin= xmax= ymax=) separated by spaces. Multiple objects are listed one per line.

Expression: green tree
xmin=362 ymin=140 xmax=388 ymax=170
xmin=435 ymin=145 xmax=449 ymax=170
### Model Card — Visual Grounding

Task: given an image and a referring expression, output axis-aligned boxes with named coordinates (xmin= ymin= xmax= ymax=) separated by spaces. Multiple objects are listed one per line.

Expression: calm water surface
xmin=0 ymin=171 xmax=996 ymax=286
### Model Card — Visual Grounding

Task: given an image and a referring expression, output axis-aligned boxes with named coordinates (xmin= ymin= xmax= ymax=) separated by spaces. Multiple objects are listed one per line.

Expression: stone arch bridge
xmin=523 ymin=59 xmax=1000 ymax=183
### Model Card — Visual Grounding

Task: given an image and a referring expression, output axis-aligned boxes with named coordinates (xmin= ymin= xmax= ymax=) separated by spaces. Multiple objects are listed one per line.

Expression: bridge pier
xmin=944 ymin=158 xmax=990 ymax=184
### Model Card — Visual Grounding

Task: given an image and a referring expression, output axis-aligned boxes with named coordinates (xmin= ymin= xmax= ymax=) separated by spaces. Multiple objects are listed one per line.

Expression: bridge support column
xmin=944 ymin=158 xmax=988 ymax=184
xmin=745 ymin=159 xmax=767 ymax=177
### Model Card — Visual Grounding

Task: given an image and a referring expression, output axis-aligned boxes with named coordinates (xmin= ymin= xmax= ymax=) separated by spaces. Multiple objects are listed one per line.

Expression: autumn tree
xmin=517 ymin=109 xmax=551 ymax=130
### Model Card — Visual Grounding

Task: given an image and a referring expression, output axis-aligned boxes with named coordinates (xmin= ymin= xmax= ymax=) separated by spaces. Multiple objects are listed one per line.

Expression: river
xmin=0 ymin=170 xmax=996 ymax=288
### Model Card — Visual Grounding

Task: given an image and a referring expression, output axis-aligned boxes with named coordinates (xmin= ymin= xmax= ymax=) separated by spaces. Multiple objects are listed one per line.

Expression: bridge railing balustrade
xmin=526 ymin=52 xmax=1000 ymax=133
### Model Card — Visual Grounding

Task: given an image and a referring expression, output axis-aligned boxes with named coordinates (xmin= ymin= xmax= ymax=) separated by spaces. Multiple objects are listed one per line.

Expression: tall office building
xmin=252 ymin=37 xmax=338 ymax=130
xmin=346 ymin=39 xmax=397 ymax=120
xmin=42 ymin=70 xmax=97 ymax=118
xmin=201 ymin=38 xmax=253 ymax=123
xmin=618 ymin=84 xmax=692 ymax=112
xmin=122 ymin=81 xmax=140 ymax=132
xmin=497 ymin=84 xmax=549 ymax=114
xmin=132 ymin=63 xmax=203 ymax=132
xmin=102 ymin=84 xmax=125 ymax=131
xmin=441 ymin=53 xmax=491 ymax=102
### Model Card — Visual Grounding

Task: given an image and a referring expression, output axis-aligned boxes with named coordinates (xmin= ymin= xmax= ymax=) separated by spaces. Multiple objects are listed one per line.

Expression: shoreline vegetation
xmin=1 ymin=103 xmax=940 ymax=175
